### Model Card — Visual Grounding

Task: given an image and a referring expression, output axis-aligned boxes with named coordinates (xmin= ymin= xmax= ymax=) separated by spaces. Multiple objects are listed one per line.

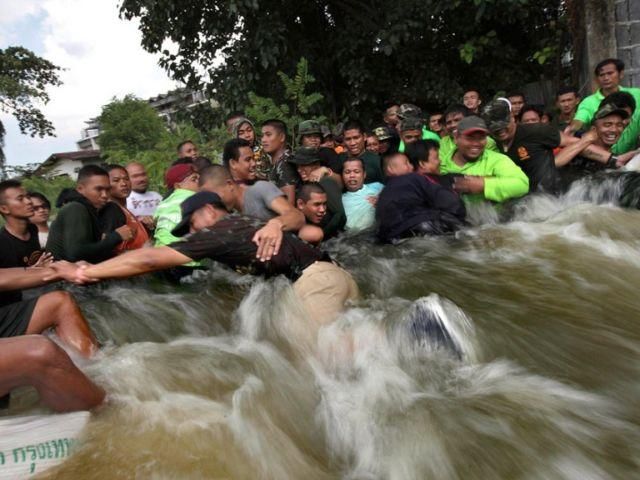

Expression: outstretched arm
xmin=51 ymin=247 xmax=192 ymax=283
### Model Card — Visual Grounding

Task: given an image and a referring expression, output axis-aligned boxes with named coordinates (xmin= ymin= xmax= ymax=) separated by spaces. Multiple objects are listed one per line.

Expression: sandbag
xmin=0 ymin=411 xmax=89 ymax=479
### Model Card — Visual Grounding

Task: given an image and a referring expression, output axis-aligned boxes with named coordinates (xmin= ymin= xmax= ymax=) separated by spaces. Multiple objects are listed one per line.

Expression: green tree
xmin=120 ymin=0 xmax=569 ymax=123
xmin=0 ymin=46 xmax=62 ymax=178
xmin=98 ymin=94 xmax=167 ymax=156
xmin=246 ymin=58 xmax=326 ymax=147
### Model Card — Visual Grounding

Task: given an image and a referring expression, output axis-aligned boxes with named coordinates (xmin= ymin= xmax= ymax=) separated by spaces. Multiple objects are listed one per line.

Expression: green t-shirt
xmin=439 ymin=147 xmax=529 ymax=203
xmin=153 ymin=188 xmax=201 ymax=266
xmin=398 ymin=127 xmax=440 ymax=153
xmin=612 ymin=111 xmax=640 ymax=155
xmin=438 ymin=134 xmax=499 ymax=160
xmin=574 ymin=86 xmax=640 ymax=127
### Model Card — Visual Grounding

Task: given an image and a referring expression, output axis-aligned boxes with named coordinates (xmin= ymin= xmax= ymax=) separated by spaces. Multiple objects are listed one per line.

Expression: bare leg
xmin=0 ymin=336 xmax=105 ymax=412
xmin=26 ymin=291 xmax=98 ymax=357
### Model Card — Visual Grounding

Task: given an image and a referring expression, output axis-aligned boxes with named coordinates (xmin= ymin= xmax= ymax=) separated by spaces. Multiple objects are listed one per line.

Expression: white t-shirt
xmin=126 ymin=190 xmax=163 ymax=217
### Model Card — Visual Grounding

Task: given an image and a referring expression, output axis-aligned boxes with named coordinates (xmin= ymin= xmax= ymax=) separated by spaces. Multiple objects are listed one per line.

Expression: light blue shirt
xmin=342 ymin=182 xmax=384 ymax=231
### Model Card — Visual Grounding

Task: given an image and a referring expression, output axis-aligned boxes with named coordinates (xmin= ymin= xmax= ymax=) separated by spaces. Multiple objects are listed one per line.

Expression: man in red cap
xmin=153 ymin=163 xmax=200 ymax=248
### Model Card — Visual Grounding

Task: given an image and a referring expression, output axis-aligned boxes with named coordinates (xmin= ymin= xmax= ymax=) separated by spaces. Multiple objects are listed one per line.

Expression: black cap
xmin=594 ymin=102 xmax=630 ymax=121
xmin=399 ymin=116 xmax=423 ymax=132
xmin=171 ymin=191 xmax=227 ymax=237
xmin=482 ymin=99 xmax=512 ymax=133
xmin=289 ymin=147 xmax=323 ymax=165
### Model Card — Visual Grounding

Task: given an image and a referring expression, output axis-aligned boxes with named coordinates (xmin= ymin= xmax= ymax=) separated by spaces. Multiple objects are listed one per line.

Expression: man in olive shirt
xmin=483 ymin=99 xmax=561 ymax=193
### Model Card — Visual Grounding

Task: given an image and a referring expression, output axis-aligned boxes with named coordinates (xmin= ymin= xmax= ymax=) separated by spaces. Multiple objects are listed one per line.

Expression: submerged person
xmin=53 ymin=192 xmax=359 ymax=328
xmin=377 ymin=152 xmax=466 ymax=243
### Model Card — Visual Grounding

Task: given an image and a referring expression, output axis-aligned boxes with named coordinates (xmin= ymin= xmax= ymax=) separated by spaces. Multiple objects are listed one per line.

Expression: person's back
xmin=243 ymin=181 xmax=284 ymax=221
xmin=376 ymin=173 xmax=466 ymax=243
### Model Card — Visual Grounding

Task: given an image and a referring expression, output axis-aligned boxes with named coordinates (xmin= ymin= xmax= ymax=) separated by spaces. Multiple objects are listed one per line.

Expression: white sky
xmin=0 ymin=0 xmax=179 ymax=168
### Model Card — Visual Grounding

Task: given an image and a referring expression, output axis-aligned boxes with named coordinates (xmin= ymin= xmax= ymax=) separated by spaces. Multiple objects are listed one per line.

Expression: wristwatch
xmin=606 ymin=154 xmax=619 ymax=168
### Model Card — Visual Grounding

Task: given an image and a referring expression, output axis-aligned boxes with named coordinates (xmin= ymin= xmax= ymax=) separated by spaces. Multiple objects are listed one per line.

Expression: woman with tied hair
xmin=232 ymin=117 xmax=272 ymax=181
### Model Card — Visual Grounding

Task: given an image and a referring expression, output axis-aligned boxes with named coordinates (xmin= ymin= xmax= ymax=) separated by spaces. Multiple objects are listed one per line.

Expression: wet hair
xmin=0 ymin=179 xmax=22 ymax=204
xmin=222 ymin=138 xmax=252 ymax=167
xmin=27 ymin=191 xmax=51 ymax=210
xmin=600 ymin=91 xmax=636 ymax=114
xmin=520 ymin=104 xmax=544 ymax=120
xmin=556 ymin=86 xmax=579 ymax=99
xmin=595 ymin=58 xmax=625 ymax=76
xmin=342 ymin=157 xmax=365 ymax=170
xmin=404 ymin=140 xmax=439 ymax=169
xmin=506 ymin=91 xmax=526 ymax=101
xmin=443 ymin=104 xmax=471 ymax=120
xmin=261 ymin=119 xmax=287 ymax=136
xmin=176 ymin=140 xmax=195 ymax=154
xmin=342 ymin=119 xmax=365 ymax=135
xmin=297 ymin=183 xmax=326 ymax=203
xmin=198 ymin=164 xmax=231 ymax=188
xmin=104 ymin=164 xmax=127 ymax=174
xmin=77 ymin=164 xmax=108 ymax=184
xmin=382 ymin=151 xmax=411 ymax=172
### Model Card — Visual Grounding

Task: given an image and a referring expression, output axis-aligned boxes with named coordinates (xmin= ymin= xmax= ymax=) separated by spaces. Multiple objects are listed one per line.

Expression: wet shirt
xmin=243 ymin=181 xmax=284 ymax=221
xmin=342 ymin=182 xmax=384 ymax=231
xmin=439 ymin=148 xmax=529 ymax=203
xmin=0 ymin=224 xmax=42 ymax=307
xmin=502 ymin=124 xmax=561 ymax=193
xmin=376 ymin=174 xmax=466 ymax=243
xmin=338 ymin=151 xmax=385 ymax=184
xmin=169 ymin=214 xmax=326 ymax=281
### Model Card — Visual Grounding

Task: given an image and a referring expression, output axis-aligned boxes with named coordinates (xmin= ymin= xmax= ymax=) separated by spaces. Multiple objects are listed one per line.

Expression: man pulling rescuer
xmin=52 ymin=192 xmax=359 ymax=328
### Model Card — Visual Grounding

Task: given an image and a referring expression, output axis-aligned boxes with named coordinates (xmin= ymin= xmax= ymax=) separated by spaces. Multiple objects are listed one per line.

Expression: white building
xmin=34 ymin=150 xmax=102 ymax=180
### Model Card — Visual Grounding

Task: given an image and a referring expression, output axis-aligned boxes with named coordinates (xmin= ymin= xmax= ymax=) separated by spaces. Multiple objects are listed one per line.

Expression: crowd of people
xmin=1 ymin=57 xmax=639 ymax=413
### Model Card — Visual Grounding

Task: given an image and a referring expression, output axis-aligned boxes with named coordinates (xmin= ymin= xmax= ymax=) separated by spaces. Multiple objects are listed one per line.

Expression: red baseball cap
xmin=165 ymin=164 xmax=195 ymax=189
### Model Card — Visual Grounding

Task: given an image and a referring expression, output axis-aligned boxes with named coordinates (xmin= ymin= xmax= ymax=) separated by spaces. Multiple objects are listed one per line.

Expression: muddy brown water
xmin=9 ymin=176 xmax=640 ymax=479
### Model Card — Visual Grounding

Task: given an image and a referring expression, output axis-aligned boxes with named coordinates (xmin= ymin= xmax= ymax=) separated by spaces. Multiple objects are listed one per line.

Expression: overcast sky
xmin=0 ymin=0 xmax=179 ymax=168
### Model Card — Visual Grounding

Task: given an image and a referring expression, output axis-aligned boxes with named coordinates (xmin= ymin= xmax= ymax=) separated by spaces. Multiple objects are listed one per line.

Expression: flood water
xmin=12 ymin=175 xmax=640 ymax=479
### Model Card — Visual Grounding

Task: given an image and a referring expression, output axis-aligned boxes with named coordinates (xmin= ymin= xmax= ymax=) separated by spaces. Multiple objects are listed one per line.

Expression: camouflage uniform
xmin=253 ymin=145 xmax=273 ymax=181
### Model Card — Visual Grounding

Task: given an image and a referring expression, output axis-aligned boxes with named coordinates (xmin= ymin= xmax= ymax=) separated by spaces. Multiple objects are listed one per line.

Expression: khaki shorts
xmin=293 ymin=261 xmax=359 ymax=326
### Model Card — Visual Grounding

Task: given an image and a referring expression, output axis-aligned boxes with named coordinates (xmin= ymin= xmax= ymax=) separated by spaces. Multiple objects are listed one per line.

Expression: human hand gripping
xmin=453 ymin=175 xmax=485 ymax=194
xmin=116 ymin=225 xmax=135 ymax=241
xmin=44 ymin=261 xmax=96 ymax=285
xmin=252 ymin=219 xmax=284 ymax=262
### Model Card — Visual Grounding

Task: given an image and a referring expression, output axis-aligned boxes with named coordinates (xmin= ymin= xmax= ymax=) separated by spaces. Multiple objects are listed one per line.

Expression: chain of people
xmin=1 ymin=56 xmax=639 ymax=413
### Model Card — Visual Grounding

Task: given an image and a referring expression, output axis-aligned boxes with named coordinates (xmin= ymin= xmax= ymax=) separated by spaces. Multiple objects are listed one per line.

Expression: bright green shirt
xmin=612 ymin=111 xmax=640 ymax=154
xmin=153 ymin=188 xmax=201 ymax=266
xmin=398 ymin=127 xmax=441 ymax=153
xmin=440 ymin=148 xmax=529 ymax=203
xmin=438 ymin=134 xmax=499 ymax=160
xmin=574 ymin=86 xmax=640 ymax=127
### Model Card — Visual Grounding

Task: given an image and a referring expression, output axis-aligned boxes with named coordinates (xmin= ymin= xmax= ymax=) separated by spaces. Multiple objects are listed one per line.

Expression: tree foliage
xmin=120 ymin=0 xmax=569 ymax=123
xmin=0 ymin=46 xmax=62 ymax=175
xmin=246 ymin=58 xmax=326 ymax=147
xmin=98 ymin=95 xmax=223 ymax=191
xmin=97 ymin=95 xmax=168 ymax=156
